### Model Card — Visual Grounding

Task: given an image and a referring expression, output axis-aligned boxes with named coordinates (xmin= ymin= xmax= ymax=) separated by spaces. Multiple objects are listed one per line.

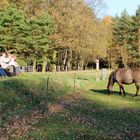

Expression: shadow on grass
xmin=90 ymin=89 xmax=121 ymax=96
xmin=90 ymin=89 xmax=109 ymax=95
xmin=90 ymin=89 xmax=137 ymax=97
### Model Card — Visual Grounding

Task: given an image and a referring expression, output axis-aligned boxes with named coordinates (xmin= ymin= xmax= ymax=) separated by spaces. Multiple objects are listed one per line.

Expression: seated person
xmin=9 ymin=55 xmax=19 ymax=66
xmin=0 ymin=52 xmax=20 ymax=76
xmin=0 ymin=53 xmax=11 ymax=69
xmin=9 ymin=55 xmax=20 ymax=76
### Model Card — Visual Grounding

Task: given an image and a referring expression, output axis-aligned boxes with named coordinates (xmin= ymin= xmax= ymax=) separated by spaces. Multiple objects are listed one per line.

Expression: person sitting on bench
xmin=8 ymin=54 xmax=20 ymax=75
xmin=0 ymin=52 xmax=19 ymax=76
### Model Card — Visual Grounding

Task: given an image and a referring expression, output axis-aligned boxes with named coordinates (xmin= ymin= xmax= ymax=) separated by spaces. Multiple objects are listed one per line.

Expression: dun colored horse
xmin=107 ymin=68 xmax=140 ymax=96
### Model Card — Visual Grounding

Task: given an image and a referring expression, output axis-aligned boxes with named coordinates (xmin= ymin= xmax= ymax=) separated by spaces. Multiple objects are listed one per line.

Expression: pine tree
xmin=0 ymin=5 xmax=56 ymax=70
xmin=112 ymin=9 xmax=137 ymax=67
xmin=132 ymin=5 xmax=140 ymax=67
xmin=0 ymin=5 xmax=29 ymax=52
xmin=25 ymin=13 xmax=56 ymax=71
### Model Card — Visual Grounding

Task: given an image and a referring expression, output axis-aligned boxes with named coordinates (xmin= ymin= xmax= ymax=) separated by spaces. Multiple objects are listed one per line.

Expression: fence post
xmin=47 ymin=77 xmax=49 ymax=92
xmin=74 ymin=73 xmax=76 ymax=92
xmin=96 ymin=71 xmax=100 ymax=81
xmin=96 ymin=59 xmax=99 ymax=71
xmin=101 ymin=68 xmax=107 ymax=80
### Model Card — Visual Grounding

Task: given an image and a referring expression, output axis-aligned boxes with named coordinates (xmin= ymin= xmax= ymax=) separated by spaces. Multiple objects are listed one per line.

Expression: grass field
xmin=0 ymin=70 xmax=140 ymax=140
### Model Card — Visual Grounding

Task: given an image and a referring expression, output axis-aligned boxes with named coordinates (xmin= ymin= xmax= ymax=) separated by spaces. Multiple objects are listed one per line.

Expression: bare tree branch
xmin=84 ymin=0 xmax=107 ymax=18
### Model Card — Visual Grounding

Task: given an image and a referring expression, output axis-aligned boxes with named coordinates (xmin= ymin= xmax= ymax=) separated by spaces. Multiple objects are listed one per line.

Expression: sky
xmin=105 ymin=0 xmax=140 ymax=17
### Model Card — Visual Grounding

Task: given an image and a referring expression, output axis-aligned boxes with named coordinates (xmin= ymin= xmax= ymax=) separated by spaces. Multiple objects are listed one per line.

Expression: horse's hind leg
xmin=135 ymin=82 xmax=139 ymax=96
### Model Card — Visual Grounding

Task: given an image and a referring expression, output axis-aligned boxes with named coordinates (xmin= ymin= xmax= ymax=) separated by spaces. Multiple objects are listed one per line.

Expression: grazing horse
xmin=107 ymin=68 xmax=140 ymax=96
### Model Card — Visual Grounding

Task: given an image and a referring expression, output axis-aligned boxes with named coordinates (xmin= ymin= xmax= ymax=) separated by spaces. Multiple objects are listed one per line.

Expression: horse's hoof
xmin=132 ymin=95 xmax=136 ymax=97
xmin=132 ymin=94 xmax=138 ymax=97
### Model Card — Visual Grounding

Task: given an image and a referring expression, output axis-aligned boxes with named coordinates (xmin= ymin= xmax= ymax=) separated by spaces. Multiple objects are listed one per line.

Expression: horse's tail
xmin=107 ymin=71 xmax=115 ymax=88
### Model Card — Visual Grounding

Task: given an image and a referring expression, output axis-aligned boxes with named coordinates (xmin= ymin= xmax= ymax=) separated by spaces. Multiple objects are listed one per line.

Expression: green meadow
xmin=0 ymin=71 xmax=140 ymax=140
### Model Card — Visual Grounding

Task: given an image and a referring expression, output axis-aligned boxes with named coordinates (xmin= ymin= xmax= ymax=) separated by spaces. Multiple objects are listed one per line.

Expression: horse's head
xmin=107 ymin=71 xmax=115 ymax=94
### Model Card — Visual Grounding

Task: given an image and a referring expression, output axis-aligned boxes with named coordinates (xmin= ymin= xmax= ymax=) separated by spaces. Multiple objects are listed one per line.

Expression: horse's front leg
xmin=122 ymin=86 xmax=126 ymax=96
xmin=118 ymin=83 xmax=126 ymax=96
xmin=135 ymin=82 xmax=139 ymax=96
xmin=119 ymin=86 xmax=122 ymax=95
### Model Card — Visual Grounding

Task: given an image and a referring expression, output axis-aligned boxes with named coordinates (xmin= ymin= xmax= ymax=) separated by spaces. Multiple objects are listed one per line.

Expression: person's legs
xmin=0 ymin=67 xmax=7 ymax=77
xmin=3 ymin=65 xmax=20 ymax=76
xmin=5 ymin=65 xmax=15 ymax=76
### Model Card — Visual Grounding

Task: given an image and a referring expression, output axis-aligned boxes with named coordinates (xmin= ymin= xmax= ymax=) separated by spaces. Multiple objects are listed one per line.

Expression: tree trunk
xmin=108 ymin=51 xmax=112 ymax=69
xmin=84 ymin=58 xmax=90 ymax=70
xmin=79 ymin=58 xmax=85 ymax=70
xmin=66 ymin=49 xmax=72 ymax=71
xmin=33 ymin=58 xmax=36 ymax=72
xmin=42 ymin=57 xmax=47 ymax=72
xmin=138 ymin=28 xmax=140 ymax=67
xmin=51 ymin=50 xmax=56 ymax=72
xmin=120 ymin=47 xmax=128 ymax=68
xmin=61 ymin=48 xmax=68 ymax=71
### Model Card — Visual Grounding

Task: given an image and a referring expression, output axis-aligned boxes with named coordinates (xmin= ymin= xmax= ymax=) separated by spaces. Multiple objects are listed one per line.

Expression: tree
xmin=111 ymin=8 xmax=140 ymax=68
xmin=0 ymin=5 xmax=29 ymax=53
xmin=8 ymin=0 xmax=49 ymax=17
xmin=132 ymin=5 xmax=140 ymax=67
xmin=48 ymin=0 xmax=109 ymax=71
xmin=112 ymin=10 xmax=136 ymax=68
xmin=102 ymin=16 xmax=113 ymax=68
xmin=84 ymin=0 xmax=107 ymax=18
xmin=0 ymin=0 xmax=9 ymax=10
xmin=22 ymin=13 xmax=56 ymax=71
xmin=0 ymin=1 xmax=114 ymax=71
xmin=0 ymin=4 xmax=56 ymax=70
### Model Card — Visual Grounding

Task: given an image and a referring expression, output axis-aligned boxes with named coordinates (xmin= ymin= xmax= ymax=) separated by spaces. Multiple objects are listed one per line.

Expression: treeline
xmin=108 ymin=9 xmax=140 ymax=68
xmin=0 ymin=0 xmax=139 ymax=71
